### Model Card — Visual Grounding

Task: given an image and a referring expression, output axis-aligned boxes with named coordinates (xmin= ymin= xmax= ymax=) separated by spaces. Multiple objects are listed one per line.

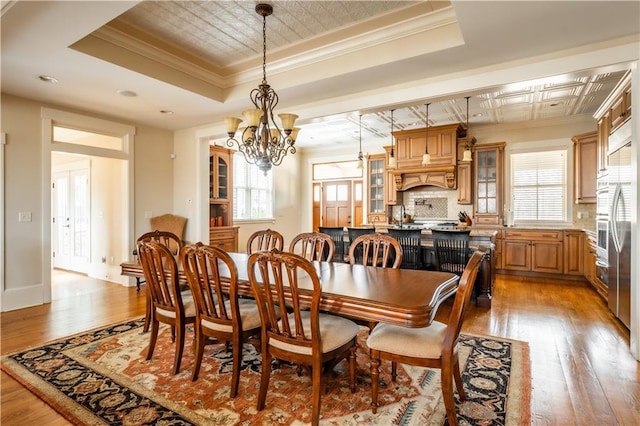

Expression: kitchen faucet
xmin=398 ymin=204 xmax=406 ymax=228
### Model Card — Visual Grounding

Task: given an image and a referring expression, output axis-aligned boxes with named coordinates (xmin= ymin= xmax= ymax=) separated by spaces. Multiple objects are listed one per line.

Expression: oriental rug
xmin=1 ymin=319 xmax=530 ymax=425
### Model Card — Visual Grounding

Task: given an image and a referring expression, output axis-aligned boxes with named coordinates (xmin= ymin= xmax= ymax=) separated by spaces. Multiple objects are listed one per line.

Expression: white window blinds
xmin=510 ymin=149 xmax=567 ymax=222
xmin=233 ymin=156 xmax=274 ymax=220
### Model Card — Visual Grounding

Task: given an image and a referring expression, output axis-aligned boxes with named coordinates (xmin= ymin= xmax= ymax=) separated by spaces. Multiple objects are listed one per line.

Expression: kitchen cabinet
xmin=584 ymin=231 xmax=607 ymax=300
xmin=209 ymin=145 xmax=237 ymax=250
xmin=609 ymin=79 xmax=631 ymax=132
xmin=367 ymin=154 xmax=387 ymax=223
xmin=563 ymin=230 xmax=583 ymax=276
xmin=502 ymin=229 xmax=563 ymax=274
xmin=457 ymin=161 xmax=472 ymax=204
xmin=572 ymin=131 xmax=597 ymax=204
xmin=390 ymin=124 xmax=464 ymax=168
xmin=594 ymin=70 xmax=631 ymax=176
xmin=473 ymin=142 xmax=505 ymax=226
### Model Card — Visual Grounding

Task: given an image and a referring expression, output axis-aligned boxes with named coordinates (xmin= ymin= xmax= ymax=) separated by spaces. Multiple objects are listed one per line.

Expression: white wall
xmin=0 ymin=94 xmax=174 ymax=311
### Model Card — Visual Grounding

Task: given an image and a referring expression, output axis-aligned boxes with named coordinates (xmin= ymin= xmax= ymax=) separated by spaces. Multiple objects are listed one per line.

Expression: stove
xmin=394 ymin=221 xmax=461 ymax=230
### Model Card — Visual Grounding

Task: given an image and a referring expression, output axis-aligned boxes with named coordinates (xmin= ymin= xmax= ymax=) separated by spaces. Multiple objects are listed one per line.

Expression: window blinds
xmin=511 ymin=150 xmax=566 ymax=222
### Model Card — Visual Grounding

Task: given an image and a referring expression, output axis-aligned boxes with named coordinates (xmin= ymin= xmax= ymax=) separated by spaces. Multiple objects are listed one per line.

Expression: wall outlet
xmin=18 ymin=212 xmax=32 ymax=222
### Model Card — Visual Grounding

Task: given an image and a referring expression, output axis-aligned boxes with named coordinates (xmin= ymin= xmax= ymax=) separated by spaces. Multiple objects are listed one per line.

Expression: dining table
xmin=120 ymin=252 xmax=459 ymax=328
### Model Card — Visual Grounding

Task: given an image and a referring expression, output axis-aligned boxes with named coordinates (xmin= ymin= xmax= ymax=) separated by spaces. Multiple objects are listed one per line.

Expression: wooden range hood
xmin=384 ymin=123 xmax=468 ymax=191
xmin=389 ymin=164 xmax=457 ymax=190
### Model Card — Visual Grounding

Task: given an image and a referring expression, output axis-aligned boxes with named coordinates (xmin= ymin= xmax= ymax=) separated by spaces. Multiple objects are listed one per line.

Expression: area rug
xmin=1 ymin=319 xmax=530 ymax=425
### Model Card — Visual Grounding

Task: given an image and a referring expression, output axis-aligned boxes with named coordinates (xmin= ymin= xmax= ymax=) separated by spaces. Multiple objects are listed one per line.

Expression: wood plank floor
xmin=1 ymin=270 xmax=639 ymax=425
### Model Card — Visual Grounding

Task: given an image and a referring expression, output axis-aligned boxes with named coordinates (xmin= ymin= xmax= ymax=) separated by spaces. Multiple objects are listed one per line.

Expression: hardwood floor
xmin=1 ymin=271 xmax=638 ymax=424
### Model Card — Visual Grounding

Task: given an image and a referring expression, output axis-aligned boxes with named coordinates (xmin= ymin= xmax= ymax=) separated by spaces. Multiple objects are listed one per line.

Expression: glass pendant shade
xmin=357 ymin=158 xmax=364 ymax=169
xmin=422 ymin=153 xmax=431 ymax=166
xmin=289 ymin=127 xmax=300 ymax=140
xmin=242 ymin=109 xmax=262 ymax=127
xmin=462 ymin=148 xmax=473 ymax=162
xmin=388 ymin=155 xmax=397 ymax=167
xmin=278 ymin=113 xmax=298 ymax=131
xmin=224 ymin=116 xmax=243 ymax=135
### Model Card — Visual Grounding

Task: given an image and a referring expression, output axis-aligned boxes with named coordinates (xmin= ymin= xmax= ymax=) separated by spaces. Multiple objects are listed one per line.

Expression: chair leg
xmin=256 ymin=351 xmax=272 ymax=411
xmin=146 ymin=319 xmax=159 ymax=360
xmin=391 ymin=361 xmax=397 ymax=381
xmin=191 ymin=329 xmax=205 ymax=381
xmin=230 ymin=335 xmax=243 ymax=398
xmin=173 ymin=322 xmax=185 ymax=374
xmin=441 ymin=364 xmax=459 ymax=426
xmin=452 ymin=353 xmax=466 ymax=401
xmin=370 ymin=350 xmax=380 ymax=414
xmin=348 ymin=345 xmax=356 ymax=393
xmin=311 ymin=363 xmax=323 ymax=426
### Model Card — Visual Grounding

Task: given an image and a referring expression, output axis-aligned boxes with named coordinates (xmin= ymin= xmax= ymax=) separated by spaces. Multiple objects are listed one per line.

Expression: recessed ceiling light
xmin=160 ymin=110 xmax=174 ymax=115
xmin=117 ymin=90 xmax=137 ymax=97
xmin=38 ymin=75 xmax=58 ymax=83
xmin=549 ymin=102 xmax=562 ymax=107
xmin=472 ymin=113 xmax=483 ymax=117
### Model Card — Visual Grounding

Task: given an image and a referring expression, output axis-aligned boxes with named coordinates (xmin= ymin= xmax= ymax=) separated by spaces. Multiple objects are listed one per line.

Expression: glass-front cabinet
xmin=473 ymin=142 xmax=505 ymax=225
xmin=209 ymin=145 xmax=232 ymax=226
xmin=367 ymin=154 xmax=387 ymax=224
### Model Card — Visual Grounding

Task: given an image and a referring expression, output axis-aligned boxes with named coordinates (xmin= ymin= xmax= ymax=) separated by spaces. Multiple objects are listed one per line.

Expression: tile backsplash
xmin=398 ymin=188 xmax=470 ymax=221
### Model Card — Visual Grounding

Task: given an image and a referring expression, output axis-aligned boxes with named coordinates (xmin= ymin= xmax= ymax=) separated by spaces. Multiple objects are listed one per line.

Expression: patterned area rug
xmin=1 ymin=319 xmax=530 ymax=425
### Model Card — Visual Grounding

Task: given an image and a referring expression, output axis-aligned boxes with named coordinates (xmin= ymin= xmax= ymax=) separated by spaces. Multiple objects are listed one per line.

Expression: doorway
xmin=52 ymin=160 xmax=90 ymax=273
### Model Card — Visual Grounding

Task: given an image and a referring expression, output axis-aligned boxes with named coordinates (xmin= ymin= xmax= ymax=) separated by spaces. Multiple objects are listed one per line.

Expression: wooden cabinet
xmin=386 ymin=170 xmax=398 ymax=205
xmin=594 ymin=70 xmax=631 ymax=176
xmin=209 ymin=145 xmax=237 ymax=250
xmin=457 ymin=161 xmax=472 ymax=204
xmin=609 ymin=80 xmax=631 ymax=132
xmin=367 ymin=154 xmax=387 ymax=223
xmin=502 ymin=229 xmax=563 ymax=274
xmin=563 ymin=230 xmax=583 ymax=276
xmin=209 ymin=226 xmax=239 ymax=252
xmin=572 ymin=131 xmax=597 ymax=204
xmin=473 ymin=142 xmax=505 ymax=226
xmin=391 ymin=124 xmax=463 ymax=168
xmin=583 ymin=231 xmax=607 ymax=300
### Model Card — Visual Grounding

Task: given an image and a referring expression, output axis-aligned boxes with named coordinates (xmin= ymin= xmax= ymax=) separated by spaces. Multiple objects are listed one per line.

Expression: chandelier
xmin=224 ymin=3 xmax=299 ymax=174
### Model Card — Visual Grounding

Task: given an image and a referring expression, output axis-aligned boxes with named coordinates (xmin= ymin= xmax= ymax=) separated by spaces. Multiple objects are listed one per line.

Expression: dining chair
xmin=348 ymin=233 xmax=403 ymax=268
xmin=247 ymin=248 xmax=358 ymax=426
xmin=246 ymin=229 xmax=284 ymax=254
xmin=180 ymin=243 xmax=262 ymax=397
xmin=318 ymin=226 xmax=346 ymax=263
xmin=288 ymin=231 xmax=335 ymax=262
xmin=366 ymin=250 xmax=485 ymax=426
xmin=136 ymin=230 xmax=184 ymax=332
xmin=388 ymin=228 xmax=423 ymax=269
xmin=431 ymin=229 xmax=472 ymax=276
xmin=345 ymin=227 xmax=376 ymax=260
xmin=137 ymin=240 xmax=196 ymax=375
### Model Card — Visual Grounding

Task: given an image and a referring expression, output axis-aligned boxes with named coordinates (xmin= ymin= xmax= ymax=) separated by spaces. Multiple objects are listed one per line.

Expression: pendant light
xmin=356 ymin=114 xmax=364 ymax=169
xmin=421 ymin=103 xmax=431 ymax=166
xmin=462 ymin=96 xmax=473 ymax=162
xmin=388 ymin=109 xmax=397 ymax=167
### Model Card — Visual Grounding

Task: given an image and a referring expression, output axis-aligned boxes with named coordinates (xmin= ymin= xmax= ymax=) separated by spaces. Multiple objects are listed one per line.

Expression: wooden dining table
xmin=120 ymin=252 xmax=459 ymax=328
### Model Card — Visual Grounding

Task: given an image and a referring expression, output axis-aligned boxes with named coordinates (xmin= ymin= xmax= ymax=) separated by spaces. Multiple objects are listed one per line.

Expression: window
xmin=510 ymin=149 xmax=567 ymax=222
xmin=233 ymin=156 xmax=274 ymax=220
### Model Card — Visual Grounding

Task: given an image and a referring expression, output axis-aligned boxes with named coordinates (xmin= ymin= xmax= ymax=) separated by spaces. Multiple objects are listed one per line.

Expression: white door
xmin=53 ymin=165 xmax=90 ymax=273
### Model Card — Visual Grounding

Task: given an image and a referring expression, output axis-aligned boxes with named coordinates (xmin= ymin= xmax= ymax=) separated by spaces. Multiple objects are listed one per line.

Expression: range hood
xmin=389 ymin=165 xmax=457 ymax=191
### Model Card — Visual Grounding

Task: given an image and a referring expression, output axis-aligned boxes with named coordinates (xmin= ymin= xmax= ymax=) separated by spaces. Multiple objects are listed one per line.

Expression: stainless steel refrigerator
xmin=607 ymin=121 xmax=633 ymax=329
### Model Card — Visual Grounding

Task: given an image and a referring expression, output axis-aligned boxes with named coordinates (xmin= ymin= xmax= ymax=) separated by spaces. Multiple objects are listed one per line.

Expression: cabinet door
xmin=474 ymin=143 xmax=504 ymax=225
xmin=386 ymin=171 xmax=397 ymax=205
xmin=597 ymin=115 xmax=609 ymax=175
xmin=573 ymin=132 xmax=597 ymax=204
xmin=531 ymin=241 xmax=563 ymax=274
xmin=367 ymin=156 xmax=386 ymax=215
xmin=502 ymin=240 xmax=531 ymax=271
xmin=563 ymin=231 xmax=584 ymax=275
xmin=457 ymin=162 xmax=472 ymax=204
